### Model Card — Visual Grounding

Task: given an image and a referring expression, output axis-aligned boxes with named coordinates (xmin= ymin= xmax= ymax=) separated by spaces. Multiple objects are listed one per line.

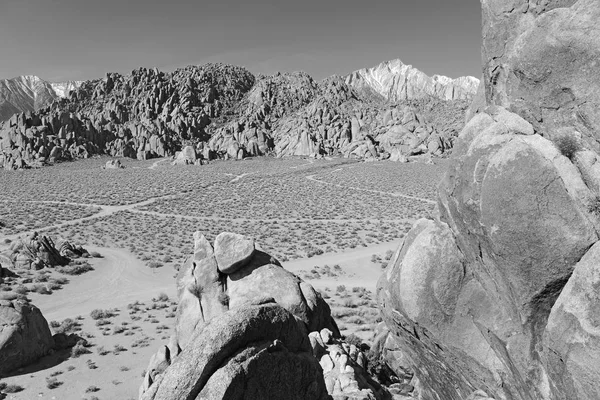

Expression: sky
xmin=0 ymin=0 xmax=483 ymax=82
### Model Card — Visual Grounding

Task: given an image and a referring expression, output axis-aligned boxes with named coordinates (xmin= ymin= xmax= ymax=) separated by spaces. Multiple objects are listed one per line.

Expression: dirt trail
xmin=305 ymin=174 xmax=436 ymax=204
xmin=28 ymin=246 xmax=176 ymax=321
xmin=1 ymin=193 xmax=184 ymax=242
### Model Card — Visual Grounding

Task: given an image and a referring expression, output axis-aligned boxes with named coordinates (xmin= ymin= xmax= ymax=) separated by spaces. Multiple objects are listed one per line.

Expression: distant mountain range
xmin=0 ymin=60 xmax=476 ymax=123
xmin=0 ymin=76 xmax=82 ymax=121
xmin=346 ymin=59 xmax=479 ymax=102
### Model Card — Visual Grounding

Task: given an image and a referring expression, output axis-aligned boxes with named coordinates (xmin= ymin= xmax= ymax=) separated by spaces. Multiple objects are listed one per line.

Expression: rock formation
xmin=140 ymin=232 xmax=390 ymax=400
xmin=0 ymin=297 xmax=55 ymax=376
xmin=0 ymin=61 xmax=477 ymax=169
xmin=374 ymin=1 xmax=600 ymax=399
xmin=0 ymin=232 xmax=87 ymax=270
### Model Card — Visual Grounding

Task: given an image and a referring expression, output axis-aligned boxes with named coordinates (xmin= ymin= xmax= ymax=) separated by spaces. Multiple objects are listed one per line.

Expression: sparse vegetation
xmin=554 ymin=134 xmax=581 ymax=159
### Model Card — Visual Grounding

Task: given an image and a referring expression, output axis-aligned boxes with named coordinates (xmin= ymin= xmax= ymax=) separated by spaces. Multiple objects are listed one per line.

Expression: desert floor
xmin=0 ymin=156 xmax=445 ymax=399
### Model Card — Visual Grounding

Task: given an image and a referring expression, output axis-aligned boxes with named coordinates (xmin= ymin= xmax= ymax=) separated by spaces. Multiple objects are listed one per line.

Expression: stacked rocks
xmin=140 ymin=232 xmax=392 ymax=400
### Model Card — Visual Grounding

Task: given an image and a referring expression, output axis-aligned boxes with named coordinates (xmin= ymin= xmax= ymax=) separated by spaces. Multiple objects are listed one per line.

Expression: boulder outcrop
xmin=373 ymin=3 xmax=600 ymax=399
xmin=0 ymin=298 xmax=55 ymax=376
xmin=140 ymin=232 xmax=391 ymax=400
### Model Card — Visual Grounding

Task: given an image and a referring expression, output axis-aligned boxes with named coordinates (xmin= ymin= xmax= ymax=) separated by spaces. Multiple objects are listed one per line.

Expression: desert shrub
xmin=2 ymin=383 xmax=24 ymax=393
xmin=112 ymin=325 xmax=126 ymax=334
xmin=554 ymin=134 xmax=581 ymax=159
xmin=71 ymin=340 xmax=92 ymax=358
xmin=148 ymin=261 xmax=163 ymax=269
xmin=31 ymin=284 xmax=51 ymax=294
xmin=155 ymin=293 xmax=169 ymax=302
xmin=344 ymin=334 xmax=363 ymax=347
xmin=57 ymin=263 xmax=94 ymax=275
xmin=86 ymin=385 xmax=100 ymax=392
xmin=384 ymin=250 xmax=394 ymax=260
xmin=52 ymin=318 xmax=81 ymax=334
xmin=46 ymin=377 xmax=63 ymax=389
xmin=90 ymin=309 xmax=116 ymax=320
xmin=189 ymin=283 xmax=204 ymax=298
xmin=336 ymin=285 xmax=346 ymax=293
xmin=588 ymin=195 xmax=600 ymax=216
xmin=218 ymin=292 xmax=230 ymax=306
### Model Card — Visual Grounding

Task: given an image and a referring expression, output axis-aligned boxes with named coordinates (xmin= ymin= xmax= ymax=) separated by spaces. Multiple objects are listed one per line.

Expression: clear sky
xmin=0 ymin=0 xmax=482 ymax=82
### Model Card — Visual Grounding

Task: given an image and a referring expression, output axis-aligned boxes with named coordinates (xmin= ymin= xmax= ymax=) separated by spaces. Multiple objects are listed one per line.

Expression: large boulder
xmin=141 ymin=302 xmax=328 ymax=400
xmin=376 ymin=106 xmax=600 ymax=400
xmin=0 ymin=299 xmax=55 ymax=375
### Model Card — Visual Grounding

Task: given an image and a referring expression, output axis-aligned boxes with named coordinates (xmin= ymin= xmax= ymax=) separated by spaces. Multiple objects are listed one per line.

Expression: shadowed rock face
xmin=0 ymin=298 xmax=55 ymax=376
xmin=375 ymin=2 xmax=600 ymax=399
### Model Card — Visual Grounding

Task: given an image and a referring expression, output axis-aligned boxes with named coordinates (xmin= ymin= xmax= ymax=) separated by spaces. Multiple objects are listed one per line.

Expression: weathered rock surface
xmin=142 ymin=302 xmax=328 ymax=400
xmin=376 ymin=106 xmax=600 ymax=400
xmin=141 ymin=232 xmax=345 ymax=399
xmin=214 ymin=232 xmax=255 ymax=274
xmin=0 ymin=299 xmax=55 ymax=375
xmin=482 ymin=0 xmax=600 ymax=152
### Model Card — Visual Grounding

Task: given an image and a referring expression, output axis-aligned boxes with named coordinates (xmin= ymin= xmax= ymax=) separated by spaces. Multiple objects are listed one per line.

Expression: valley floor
xmin=0 ymin=156 xmax=446 ymax=399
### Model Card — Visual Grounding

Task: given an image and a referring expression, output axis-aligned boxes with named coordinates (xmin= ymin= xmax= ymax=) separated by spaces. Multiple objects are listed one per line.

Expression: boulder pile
xmin=139 ymin=232 xmax=391 ymax=400
xmin=0 ymin=232 xmax=88 ymax=270
xmin=373 ymin=1 xmax=600 ymax=399
xmin=0 ymin=62 xmax=474 ymax=169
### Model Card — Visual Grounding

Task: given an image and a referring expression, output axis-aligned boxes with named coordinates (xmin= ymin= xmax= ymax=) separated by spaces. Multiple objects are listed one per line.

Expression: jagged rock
xmin=174 ymin=232 xmax=227 ymax=348
xmin=2 ymin=233 xmax=70 ymax=270
xmin=308 ymin=330 xmax=386 ymax=400
xmin=0 ymin=299 xmax=55 ymax=375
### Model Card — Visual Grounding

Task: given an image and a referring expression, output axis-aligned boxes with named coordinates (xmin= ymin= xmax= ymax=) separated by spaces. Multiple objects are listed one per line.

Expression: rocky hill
xmin=0 ymin=61 xmax=477 ymax=169
xmin=0 ymin=76 xmax=82 ymax=122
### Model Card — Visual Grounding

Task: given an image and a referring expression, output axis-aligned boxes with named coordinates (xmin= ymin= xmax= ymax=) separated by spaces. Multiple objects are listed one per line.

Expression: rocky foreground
xmin=0 ymin=60 xmax=477 ymax=169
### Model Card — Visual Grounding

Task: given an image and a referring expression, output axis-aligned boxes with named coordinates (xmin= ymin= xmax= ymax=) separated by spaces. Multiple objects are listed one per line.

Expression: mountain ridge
xmin=0 ymin=76 xmax=82 ymax=121
xmin=345 ymin=59 xmax=479 ymax=102
xmin=0 ymin=60 xmax=477 ymax=169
